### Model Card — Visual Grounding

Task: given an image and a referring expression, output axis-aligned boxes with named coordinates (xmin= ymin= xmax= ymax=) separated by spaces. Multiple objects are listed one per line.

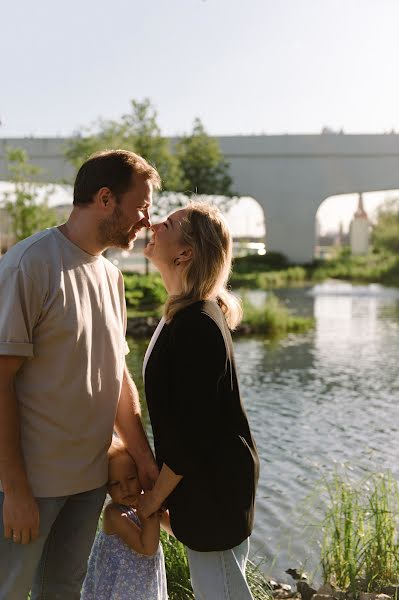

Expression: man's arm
xmin=0 ymin=356 xmax=39 ymax=544
xmin=114 ymin=364 xmax=159 ymax=490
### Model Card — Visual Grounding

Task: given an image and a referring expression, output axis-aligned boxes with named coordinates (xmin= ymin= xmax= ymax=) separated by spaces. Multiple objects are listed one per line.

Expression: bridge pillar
xmin=263 ymin=194 xmax=319 ymax=264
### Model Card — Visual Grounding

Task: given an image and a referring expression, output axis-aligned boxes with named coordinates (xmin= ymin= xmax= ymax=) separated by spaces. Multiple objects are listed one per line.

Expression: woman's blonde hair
xmin=164 ymin=201 xmax=242 ymax=330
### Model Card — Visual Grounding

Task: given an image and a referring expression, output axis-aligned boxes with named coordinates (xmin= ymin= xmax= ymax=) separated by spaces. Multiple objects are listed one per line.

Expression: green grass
xmin=231 ymin=267 xmax=309 ymax=290
xmin=320 ymin=471 xmax=399 ymax=594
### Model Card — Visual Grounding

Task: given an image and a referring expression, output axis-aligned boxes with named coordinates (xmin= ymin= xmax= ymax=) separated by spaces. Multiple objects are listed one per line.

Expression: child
xmin=81 ymin=437 xmax=168 ymax=600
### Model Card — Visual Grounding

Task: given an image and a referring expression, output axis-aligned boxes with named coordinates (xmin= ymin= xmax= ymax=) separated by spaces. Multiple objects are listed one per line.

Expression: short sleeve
xmin=0 ymin=266 xmax=43 ymax=358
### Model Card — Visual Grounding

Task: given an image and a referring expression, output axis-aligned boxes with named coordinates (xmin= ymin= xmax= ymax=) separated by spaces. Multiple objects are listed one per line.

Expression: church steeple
xmin=354 ymin=193 xmax=368 ymax=219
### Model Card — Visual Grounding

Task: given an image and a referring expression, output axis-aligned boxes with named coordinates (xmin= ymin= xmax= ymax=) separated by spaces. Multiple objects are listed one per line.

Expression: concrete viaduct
xmin=1 ymin=134 xmax=399 ymax=263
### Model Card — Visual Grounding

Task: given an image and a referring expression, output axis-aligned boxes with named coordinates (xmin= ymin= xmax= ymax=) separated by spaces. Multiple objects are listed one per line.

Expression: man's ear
xmin=96 ymin=187 xmax=113 ymax=209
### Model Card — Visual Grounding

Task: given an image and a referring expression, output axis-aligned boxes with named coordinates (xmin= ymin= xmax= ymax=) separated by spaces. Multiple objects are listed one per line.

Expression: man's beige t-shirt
xmin=0 ymin=227 xmax=129 ymax=497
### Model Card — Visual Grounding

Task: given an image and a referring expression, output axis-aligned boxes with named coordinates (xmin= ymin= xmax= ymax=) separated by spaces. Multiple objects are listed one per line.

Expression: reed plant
xmin=320 ymin=471 xmax=399 ymax=594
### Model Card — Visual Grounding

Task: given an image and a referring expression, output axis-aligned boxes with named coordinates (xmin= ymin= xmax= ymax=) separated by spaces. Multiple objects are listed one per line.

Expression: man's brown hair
xmin=73 ymin=149 xmax=161 ymax=206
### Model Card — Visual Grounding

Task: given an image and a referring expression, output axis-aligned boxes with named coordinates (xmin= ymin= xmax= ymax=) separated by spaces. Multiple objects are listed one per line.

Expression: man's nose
xmin=141 ymin=214 xmax=152 ymax=228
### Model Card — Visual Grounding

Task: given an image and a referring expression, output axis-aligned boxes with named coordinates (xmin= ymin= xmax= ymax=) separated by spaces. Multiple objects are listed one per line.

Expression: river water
xmin=126 ymin=281 xmax=399 ymax=584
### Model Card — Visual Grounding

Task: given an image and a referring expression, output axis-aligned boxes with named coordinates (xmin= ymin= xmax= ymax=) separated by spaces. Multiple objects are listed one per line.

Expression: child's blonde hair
xmin=108 ymin=435 xmax=129 ymax=462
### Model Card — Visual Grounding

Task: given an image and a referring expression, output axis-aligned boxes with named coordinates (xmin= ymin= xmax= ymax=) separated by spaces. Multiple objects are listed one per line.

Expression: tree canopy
xmin=176 ymin=118 xmax=234 ymax=196
xmin=65 ymin=100 xmax=235 ymax=216
xmin=65 ymin=99 xmax=183 ymax=192
xmin=372 ymin=198 xmax=399 ymax=254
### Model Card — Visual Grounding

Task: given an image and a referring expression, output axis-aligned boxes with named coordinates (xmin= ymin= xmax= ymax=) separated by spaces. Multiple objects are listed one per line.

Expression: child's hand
xmin=137 ymin=490 xmax=162 ymax=519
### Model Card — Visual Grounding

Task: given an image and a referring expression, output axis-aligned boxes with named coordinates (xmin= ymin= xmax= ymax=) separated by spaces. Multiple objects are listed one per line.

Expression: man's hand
xmin=115 ymin=365 xmax=159 ymax=491
xmin=137 ymin=489 xmax=162 ymax=519
xmin=3 ymin=487 xmax=39 ymax=544
xmin=0 ymin=355 xmax=37 ymax=544
xmin=136 ymin=457 xmax=159 ymax=492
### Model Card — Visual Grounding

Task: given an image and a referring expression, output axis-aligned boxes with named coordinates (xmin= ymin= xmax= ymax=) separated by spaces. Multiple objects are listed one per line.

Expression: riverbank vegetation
xmin=153 ymin=468 xmax=399 ymax=600
xmin=123 ymin=273 xmax=314 ymax=338
xmin=310 ymin=250 xmax=399 ymax=286
xmin=319 ymin=471 xmax=399 ymax=596
xmin=241 ymin=294 xmax=314 ymax=336
xmin=231 ymin=250 xmax=399 ymax=289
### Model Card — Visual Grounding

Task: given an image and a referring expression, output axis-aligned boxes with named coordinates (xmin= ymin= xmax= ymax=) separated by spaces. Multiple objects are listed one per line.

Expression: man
xmin=0 ymin=150 xmax=161 ymax=599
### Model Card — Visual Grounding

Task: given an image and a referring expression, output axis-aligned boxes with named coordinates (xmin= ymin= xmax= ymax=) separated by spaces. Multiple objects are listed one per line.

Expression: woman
xmin=139 ymin=201 xmax=259 ymax=599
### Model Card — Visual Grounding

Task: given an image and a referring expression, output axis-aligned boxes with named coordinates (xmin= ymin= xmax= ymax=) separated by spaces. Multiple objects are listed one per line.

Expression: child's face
xmin=107 ymin=452 xmax=142 ymax=506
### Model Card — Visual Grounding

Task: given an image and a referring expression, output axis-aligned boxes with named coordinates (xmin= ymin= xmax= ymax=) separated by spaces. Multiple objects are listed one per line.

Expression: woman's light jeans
xmin=187 ymin=537 xmax=254 ymax=600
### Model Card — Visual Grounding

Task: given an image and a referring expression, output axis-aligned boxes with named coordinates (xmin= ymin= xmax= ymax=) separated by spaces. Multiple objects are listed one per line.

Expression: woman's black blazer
xmin=144 ymin=300 xmax=259 ymax=552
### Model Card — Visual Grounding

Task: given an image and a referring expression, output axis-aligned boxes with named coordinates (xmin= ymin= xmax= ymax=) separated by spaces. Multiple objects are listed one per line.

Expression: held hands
xmin=3 ymin=487 xmax=40 ymax=544
xmin=137 ymin=489 xmax=163 ymax=519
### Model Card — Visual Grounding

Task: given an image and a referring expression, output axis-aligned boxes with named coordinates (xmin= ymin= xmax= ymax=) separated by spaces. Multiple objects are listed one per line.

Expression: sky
xmin=1 ymin=0 xmax=399 ymax=233
xmin=2 ymin=0 xmax=399 ymax=137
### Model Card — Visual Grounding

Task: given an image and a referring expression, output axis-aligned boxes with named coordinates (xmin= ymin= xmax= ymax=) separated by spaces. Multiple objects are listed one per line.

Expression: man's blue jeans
xmin=0 ymin=486 xmax=106 ymax=600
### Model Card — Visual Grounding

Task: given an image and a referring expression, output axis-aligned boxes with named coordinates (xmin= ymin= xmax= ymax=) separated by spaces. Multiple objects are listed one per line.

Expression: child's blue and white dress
xmin=81 ymin=504 xmax=168 ymax=600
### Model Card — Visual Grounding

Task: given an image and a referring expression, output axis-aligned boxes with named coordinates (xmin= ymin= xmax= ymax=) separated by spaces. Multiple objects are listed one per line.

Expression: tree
xmin=175 ymin=118 xmax=234 ymax=197
xmin=65 ymin=98 xmax=184 ymax=193
xmin=372 ymin=198 xmax=399 ymax=254
xmin=65 ymin=101 xmax=237 ymax=238
xmin=3 ymin=148 xmax=57 ymax=242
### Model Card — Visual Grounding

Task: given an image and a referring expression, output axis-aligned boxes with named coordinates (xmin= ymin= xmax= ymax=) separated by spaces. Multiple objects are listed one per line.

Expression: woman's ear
xmin=179 ymin=247 xmax=193 ymax=263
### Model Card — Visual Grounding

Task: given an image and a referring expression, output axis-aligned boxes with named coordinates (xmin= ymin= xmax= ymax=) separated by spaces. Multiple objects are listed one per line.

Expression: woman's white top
xmin=142 ymin=317 xmax=166 ymax=379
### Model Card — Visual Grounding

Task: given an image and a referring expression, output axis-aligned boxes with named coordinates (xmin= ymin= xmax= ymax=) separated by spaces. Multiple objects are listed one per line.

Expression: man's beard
xmin=98 ymin=205 xmax=133 ymax=250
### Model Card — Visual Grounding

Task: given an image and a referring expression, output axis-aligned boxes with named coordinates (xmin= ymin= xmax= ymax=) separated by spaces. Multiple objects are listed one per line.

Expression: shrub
xmin=123 ymin=273 xmax=167 ymax=312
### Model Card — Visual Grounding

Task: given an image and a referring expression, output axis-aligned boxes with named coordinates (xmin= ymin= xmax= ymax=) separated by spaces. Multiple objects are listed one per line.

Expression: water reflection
xmin=127 ymin=282 xmax=399 ymax=583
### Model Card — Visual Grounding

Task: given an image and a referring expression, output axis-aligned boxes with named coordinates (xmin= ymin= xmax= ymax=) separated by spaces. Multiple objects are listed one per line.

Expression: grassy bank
xmin=231 ymin=251 xmax=399 ymax=289
xmin=310 ymin=252 xmax=399 ymax=286
xmin=319 ymin=471 xmax=399 ymax=595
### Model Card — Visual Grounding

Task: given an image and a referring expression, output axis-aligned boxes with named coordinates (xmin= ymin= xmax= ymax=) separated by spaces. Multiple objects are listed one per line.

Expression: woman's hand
xmin=137 ymin=490 xmax=162 ymax=519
